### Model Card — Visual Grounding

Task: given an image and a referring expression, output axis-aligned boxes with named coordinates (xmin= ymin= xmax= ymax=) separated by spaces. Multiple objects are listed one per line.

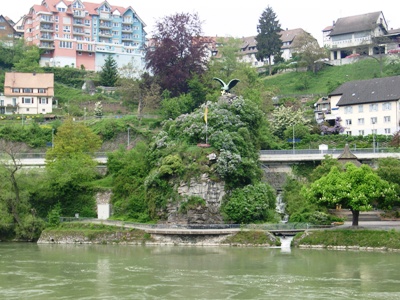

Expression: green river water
xmin=1 ymin=242 xmax=399 ymax=299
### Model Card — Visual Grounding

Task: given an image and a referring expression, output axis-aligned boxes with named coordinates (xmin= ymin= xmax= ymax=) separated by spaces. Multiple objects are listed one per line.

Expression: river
xmin=1 ymin=242 xmax=400 ymax=299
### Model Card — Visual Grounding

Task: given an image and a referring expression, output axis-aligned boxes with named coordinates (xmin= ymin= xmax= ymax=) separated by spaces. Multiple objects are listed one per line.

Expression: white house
xmin=322 ymin=76 xmax=400 ymax=136
xmin=3 ymin=72 xmax=54 ymax=114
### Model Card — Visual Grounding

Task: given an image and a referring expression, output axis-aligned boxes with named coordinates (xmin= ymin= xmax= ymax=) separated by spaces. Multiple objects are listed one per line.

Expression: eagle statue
xmin=213 ymin=77 xmax=240 ymax=94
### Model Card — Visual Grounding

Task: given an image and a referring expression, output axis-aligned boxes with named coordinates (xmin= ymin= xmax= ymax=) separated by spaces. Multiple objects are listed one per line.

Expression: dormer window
xmin=57 ymin=7 xmax=66 ymax=12
xmin=73 ymin=1 xmax=83 ymax=9
xmin=100 ymin=5 xmax=110 ymax=12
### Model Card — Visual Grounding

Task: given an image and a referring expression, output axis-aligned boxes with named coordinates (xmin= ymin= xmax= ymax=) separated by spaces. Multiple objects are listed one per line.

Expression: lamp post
xmin=52 ymin=128 xmax=55 ymax=148
xmin=292 ymin=124 xmax=295 ymax=154
xmin=372 ymin=120 xmax=376 ymax=153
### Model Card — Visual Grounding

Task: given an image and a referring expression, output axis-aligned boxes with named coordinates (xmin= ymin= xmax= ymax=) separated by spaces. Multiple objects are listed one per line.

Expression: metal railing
xmin=59 ymin=218 xmax=332 ymax=231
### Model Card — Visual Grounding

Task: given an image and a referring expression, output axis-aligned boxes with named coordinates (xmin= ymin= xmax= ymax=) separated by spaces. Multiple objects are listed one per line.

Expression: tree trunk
xmin=351 ymin=209 xmax=359 ymax=227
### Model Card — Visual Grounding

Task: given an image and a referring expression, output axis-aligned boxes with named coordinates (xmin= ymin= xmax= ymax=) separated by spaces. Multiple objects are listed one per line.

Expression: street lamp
xmin=372 ymin=120 xmax=376 ymax=153
xmin=292 ymin=124 xmax=295 ymax=154
xmin=52 ymin=128 xmax=55 ymax=148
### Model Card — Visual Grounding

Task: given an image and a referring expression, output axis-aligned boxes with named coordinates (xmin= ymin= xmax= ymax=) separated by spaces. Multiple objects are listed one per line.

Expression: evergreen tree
xmin=100 ymin=55 xmax=119 ymax=87
xmin=255 ymin=6 xmax=283 ymax=75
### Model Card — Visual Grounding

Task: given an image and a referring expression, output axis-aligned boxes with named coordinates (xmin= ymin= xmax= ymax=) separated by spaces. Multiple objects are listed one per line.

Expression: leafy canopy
xmin=145 ymin=12 xmax=208 ymax=96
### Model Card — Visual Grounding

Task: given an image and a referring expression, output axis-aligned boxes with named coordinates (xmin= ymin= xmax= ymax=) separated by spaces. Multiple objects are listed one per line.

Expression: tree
xmin=13 ymin=46 xmax=42 ymax=73
xmin=145 ymin=12 xmax=209 ymax=96
xmin=117 ymin=73 xmax=161 ymax=116
xmin=0 ymin=141 xmax=45 ymax=240
xmin=44 ymin=118 xmax=102 ymax=217
xmin=46 ymin=117 xmax=102 ymax=163
xmin=270 ymin=105 xmax=311 ymax=138
xmin=99 ymin=55 xmax=119 ymax=87
xmin=255 ymin=6 xmax=283 ymax=76
xmin=302 ymin=163 xmax=398 ymax=226
xmin=222 ymin=183 xmax=277 ymax=224
xmin=376 ymin=158 xmax=400 ymax=197
xmin=291 ymin=32 xmax=328 ymax=73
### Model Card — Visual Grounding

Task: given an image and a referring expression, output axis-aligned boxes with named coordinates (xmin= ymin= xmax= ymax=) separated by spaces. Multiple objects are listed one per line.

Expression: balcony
xmin=99 ymin=22 xmax=112 ymax=29
xmin=331 ymin=36 xmax=372 ymax=49
xmin=121 ymin=35 xmax=133 ymax=41
xmin=40 ymin=17 xmax=54 ymax=23
xmin=73 ymin=20 xmax=85 ymax=27
xmin=73 ymin=29 xmax=85 ymax=35
xmin=40 ymin=26 xmax=54 ymax=32
xmin=39 ymin=43 xmax=55 ymax=49
xmin=73 ymin=10 xmax=85 ymax=18
xmin=99 ymin=13 xmax=111 ymax=20
xmin=122 ymin=18 xmax=131 ymax=24
xmin=99 ymin=30 xmax=112 ymax=37
xmin=40 ymin=35 xmax=53 ymax=41
xmin=121 ymin=26 xmax=132 ymax=33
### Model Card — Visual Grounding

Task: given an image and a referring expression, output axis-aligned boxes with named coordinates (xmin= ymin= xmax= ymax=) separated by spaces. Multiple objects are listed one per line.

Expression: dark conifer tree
xmin=255 ymin=6 xmax=283 ymax=75
xmin=100 ymin=55 xmax=119 ymax=87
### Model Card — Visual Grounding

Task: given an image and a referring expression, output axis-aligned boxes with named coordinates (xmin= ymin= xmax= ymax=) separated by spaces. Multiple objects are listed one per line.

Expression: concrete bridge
xmin=5 ymin=148 xmax=400 ymax=167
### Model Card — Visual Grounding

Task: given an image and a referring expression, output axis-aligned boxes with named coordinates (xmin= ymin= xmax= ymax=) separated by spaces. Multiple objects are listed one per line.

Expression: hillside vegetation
xmin=265 ymin=58 xmax=399 ymax=96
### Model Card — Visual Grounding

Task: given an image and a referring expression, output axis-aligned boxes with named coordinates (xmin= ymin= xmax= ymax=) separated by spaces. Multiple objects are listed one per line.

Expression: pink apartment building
xmin=23 ymin=0 xmax=146 ymax=73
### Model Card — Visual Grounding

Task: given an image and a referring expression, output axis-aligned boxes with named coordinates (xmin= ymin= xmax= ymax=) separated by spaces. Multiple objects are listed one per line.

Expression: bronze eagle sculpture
xmin=213 ymin=77 xmax=240 ymax=94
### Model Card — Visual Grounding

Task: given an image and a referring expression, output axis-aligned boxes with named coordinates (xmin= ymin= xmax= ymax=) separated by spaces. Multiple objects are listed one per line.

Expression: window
xmin=0 ymin=26 xmax=5 ymax=30
xmin=63 ymin=26 xmax=71 ymax=32
xmin=39 ymin=98 xmax=48 ymax=104
xmin=358 ymin=130 xmax=364 ymax=135
xmin=42 ymin=109 xmax=46 ymax=112
xmin=346 ymin=131 xmax=352 ymax=136
xmin=78 ymin=51 xmax=82 ymax=55
xmin=77 ymin=44 xmax=83 ymax=50
xmin=59 ymin=41 xmax=73 ymax=48
xmin=38 ymin=88 xmax=46 ymax=93
xmin=64 ymin=34 xmax=71 ymax=39
xmin=344 ymin=106 xmax=353 ymax=114
xmin=382 ymin=103 xmax=392 ymax=111
xmin=346 ymin=119 xmax=352 ymax=125
xmin=85 ymin=20 xmax=90 ymax=26
xmin=23 ymin=88 xmax=33 ymax=93
xmin=113 ymin=22 xmax=119 ymax=27
xmin=385 ymin=128 xmax=391 ymax=134
xmin=369 ymin=104 xmax=378 ymax=112
xmin=57 ymin=7 xmax=66 ymax=12
xmin=358 ymin=118 xmax=364 ymax=125
xmin=358 ymin=105 xmax=363 ymax=113
xmin=371 ymin=117 xmax=377 ymax=124
xmin=55 ymin=25 xmax=59 ymax=31
xmin=384 ymin=116 xmax=391 ymax=123
xmin=55 ymin=16 xmax=59 ymax=23
xmin=12 ymin=88 xmax=20 ymax=93
xmin=22 ymin=97 xmax=33 ymax=104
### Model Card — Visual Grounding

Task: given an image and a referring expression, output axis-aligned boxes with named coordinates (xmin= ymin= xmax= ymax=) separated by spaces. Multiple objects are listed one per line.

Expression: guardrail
xmin=4 ymin=148 xmax=398 ymax=160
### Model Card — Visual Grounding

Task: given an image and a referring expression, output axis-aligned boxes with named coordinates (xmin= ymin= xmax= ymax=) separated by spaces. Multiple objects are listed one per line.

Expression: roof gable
xmin=330 ymin=11 xmax=386 ymax=36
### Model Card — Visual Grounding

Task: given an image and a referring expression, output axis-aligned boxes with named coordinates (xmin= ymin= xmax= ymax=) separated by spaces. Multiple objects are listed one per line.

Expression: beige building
xmin=324 ymin=76 xmax=400 ymax=136
xmin=3 ymin=72 xmax=54 ymax=114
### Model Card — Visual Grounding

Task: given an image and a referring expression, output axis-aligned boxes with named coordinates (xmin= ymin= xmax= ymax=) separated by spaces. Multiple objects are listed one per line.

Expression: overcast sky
xmin=4 ymin=0 xmax=400 ymax=45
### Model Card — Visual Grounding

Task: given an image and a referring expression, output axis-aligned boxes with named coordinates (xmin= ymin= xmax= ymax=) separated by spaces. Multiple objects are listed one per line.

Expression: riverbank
xmin=37 ymin=223 xmax=280 ymax=247
xmin=293 ymin=229 xmax=400 ymax=251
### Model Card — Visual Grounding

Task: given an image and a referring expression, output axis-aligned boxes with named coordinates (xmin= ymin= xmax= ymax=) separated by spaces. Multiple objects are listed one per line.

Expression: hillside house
xmin=3 ymin=72 xmax=54 ymax=115
xmin=324 ymin=11 xmax=389 ymax=60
